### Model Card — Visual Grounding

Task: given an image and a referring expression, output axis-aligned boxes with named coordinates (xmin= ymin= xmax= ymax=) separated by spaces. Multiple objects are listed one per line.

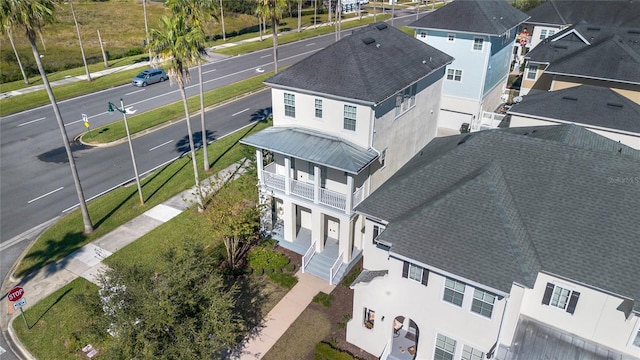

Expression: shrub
xmin=247 ymin=247 xmax=290 ymax=272
xmin=312 ymin=292 xmax=333 ymax=307
xmin=285 ymin=263 xmax=295 ymax=272
xmin=337 ymin=314 xmax=350 ymax=329
xmin=340 ymin=265 xmax=361 ymax=287
xmin=264 ymin=267 xmax=274 ymax=275
xmin=267 ymin=272 xmax=298 ymax=289
xmin=314 ymin=342 xmax=358 ymax=360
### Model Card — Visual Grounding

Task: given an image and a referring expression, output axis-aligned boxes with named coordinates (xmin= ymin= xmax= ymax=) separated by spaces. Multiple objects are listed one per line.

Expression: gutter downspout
xmin=488 ymin=294 xmax=510 ymax=359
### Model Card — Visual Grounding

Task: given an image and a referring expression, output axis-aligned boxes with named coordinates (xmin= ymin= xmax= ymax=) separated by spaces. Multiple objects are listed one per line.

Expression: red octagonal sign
xmin=8 ymin=287 xmax=24 ymax=302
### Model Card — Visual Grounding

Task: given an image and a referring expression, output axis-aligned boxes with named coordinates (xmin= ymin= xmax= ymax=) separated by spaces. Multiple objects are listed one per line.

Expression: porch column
xmin=313 ymin=165 xmax=320 ymax=204
xmin=283 ymin=199 xmax=296 ymax=242
xmin=256 ymin=149 xmax=263 ymax=185
xmin=284 ymin=156 xmax=291 ymax=195
xmin=312 ymin=210 xmax=324 ymax=252
xmin=338 ymin=216 xmax=352 ymax=263
xmin=345 ymin=174 xmax=354 ymax=215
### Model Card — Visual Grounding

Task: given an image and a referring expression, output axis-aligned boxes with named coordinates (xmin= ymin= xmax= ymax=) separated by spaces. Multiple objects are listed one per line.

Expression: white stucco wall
xmin=519 ymin=272 xmax=640 ymax=357
xmin=271 ymin=88 xmax=373 ymax=149
xmin=509 ymin=115 xmax=640 ymax=149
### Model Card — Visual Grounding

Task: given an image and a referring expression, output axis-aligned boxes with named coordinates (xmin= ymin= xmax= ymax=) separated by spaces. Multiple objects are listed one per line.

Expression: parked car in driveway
xmin=132 ymin=69 xmax=169 ymax=87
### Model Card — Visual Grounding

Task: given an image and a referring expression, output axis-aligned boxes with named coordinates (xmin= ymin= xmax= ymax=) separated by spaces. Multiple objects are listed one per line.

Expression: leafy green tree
xmin=255 ymin=0 xmax=287 ymax=73
xmin=97 ymin=242 xmax=239 ymax=359
xmin=0 ymin=0 xmax=93 ymax=233
xmin=204 ymin=179 xmax=261 ymax=270
xmin=149 ymin=14 xmax=205 ymax=210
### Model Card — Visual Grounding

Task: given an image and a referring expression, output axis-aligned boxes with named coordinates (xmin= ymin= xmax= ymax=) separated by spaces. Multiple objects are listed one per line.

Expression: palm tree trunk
xmin=198 ymin=60 xmax=209 ymax=171
xmin=27 ymin=31 xmax=93 ymax=234
xmin=178 ymin=75 xmax=204 ymax=211
xmin=297 ymin=0 xmax=302 ymax=32
xmin=70 ymin=0 xmax=91 ymax=81
xmin=7 ymin=30 xmax=29 ymax=85
xmin=272 ymin=18 xmax=279 ymax=73
xmin=220 ymin=0 xmax=226 ymax=42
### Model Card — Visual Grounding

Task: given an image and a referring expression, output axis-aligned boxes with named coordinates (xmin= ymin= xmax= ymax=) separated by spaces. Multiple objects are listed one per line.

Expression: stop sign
xmin=8 ymin=287 xmax=24 ymax=302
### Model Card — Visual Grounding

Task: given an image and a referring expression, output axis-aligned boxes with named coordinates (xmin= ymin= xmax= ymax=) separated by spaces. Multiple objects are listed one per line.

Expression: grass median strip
xmin=82 ymin=72 xmax=272 ymax=144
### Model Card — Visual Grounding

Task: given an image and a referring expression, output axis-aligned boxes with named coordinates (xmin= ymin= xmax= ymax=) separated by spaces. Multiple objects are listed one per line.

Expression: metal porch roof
xmin=240 ymin=127 xmax=379 ymax=174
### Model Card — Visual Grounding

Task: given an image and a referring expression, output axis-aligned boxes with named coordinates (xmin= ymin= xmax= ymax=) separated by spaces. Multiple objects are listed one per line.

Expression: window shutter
xmin=566 ymin=291 xmax=580 ymax=314
xmin=402 ymin=262 xmax=409 ymax=278
xmin=421 ymin=269 xmax=429 ymax=286
xmin=542 ymin=283 xmax=554 ymax=305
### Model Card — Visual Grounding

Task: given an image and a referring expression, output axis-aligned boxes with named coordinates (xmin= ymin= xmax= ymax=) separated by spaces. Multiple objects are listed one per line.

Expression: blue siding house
xmin=410 ymin=0 xmax=528 ymax=131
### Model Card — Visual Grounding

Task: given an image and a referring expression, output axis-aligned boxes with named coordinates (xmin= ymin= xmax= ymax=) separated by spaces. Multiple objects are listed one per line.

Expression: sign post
xmin=8 ymin=287 xmax=29 ymax=330
xmin=82 ymin=113 xmax=92 ymax=138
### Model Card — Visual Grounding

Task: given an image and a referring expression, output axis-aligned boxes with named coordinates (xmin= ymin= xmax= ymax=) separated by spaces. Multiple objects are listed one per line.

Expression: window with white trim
xmin=443 ymin=278 xmax=465 ymax=306
xmin=315 ymin=98 xmax=322 ymax=118
xmin=462 ymin=345 xmax=484 ymax=360
xmin=447 ymin=68 xmax=463 ymax=82
xmin=372 ymin=224 xmax=380 ymax=244
xmin=402 ymin=261 xmax=429 ymax=286
xmin=539 ymin=29 xmax=556 ymax=40
xmin=447 ymin=34 xmax=455 ymax=42
xmin=380 ymin=148 xmax=386 ymax=168
xmin=394 ymin=84 xmax=417 ymax=117
xmin=284 ymin=93 xmax=295 ymax=117
xmin=633 ymin=328 xmax=640 ymax=347
xmin=434 ymin=334 xmax=456 ymax=360
xmin=471 ymin=289 xmax=496 ymax=318
xmin=526 ymin=64 xmax=538 ymax=80
xmin=473 ymin=38 xmax=484 ymax=51
xmin=542 ymin=282 xmax=580 ymax=314
xmin=343 ymin=105 xmax=357 ymax=131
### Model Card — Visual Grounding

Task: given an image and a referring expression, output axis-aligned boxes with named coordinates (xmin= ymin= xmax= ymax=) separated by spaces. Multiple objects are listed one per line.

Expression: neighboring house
xmin=409 ymin=0 xmax=528 ymax=132
xmin=513 ymin=0 xmax=640 ymax=70
xmin=240 ymin=23 xmax=452 ymax=284
xmin=520 ymin=23 xmax=640 ymax=100
xmin=346 ymin=124 xmax=640 ymax=360
xmin=507 ymin=85 xmax=640 ymax=149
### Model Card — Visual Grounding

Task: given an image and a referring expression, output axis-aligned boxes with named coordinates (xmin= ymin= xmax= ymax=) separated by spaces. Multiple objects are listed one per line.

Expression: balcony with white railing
xmin=261 ymin=162 xmax=365 ymax=212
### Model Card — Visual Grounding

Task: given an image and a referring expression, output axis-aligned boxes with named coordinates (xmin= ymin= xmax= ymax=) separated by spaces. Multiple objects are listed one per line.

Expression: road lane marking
xmin=232 ymin=108 xmax=250 ymax=117
xmin=306 ymin=42 xmax=316 ymax=46
xmin=28 ymin=187 xmax=64 ymax=204
xmin=260 ymin=54 xmax=271 ymax=58
xmin=66 ymin=118 xmax=85 ymax=126
xmin=149 ymin=140 xmax=174 ymax=151
xmin=203 ymin=69 xmax=216 ymax=74
xmin=126 ymin=89 xmax=145 ymax=96
xmin=17 ymin=117 xmax=46 ymax=127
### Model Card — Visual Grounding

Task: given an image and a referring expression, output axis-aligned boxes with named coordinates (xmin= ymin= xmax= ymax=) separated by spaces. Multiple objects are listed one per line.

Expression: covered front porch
xmin=271 ymin=220 xmax=362 ymax=285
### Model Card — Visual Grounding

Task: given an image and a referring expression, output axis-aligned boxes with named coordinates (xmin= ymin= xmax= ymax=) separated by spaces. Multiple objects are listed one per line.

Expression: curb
xmin=77 ymin=87 xmax=270 ymax=147
xmin=6 ymin=316 xmax=35 ymax=360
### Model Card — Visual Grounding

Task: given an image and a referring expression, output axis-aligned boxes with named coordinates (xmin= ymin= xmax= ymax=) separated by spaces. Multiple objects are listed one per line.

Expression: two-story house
xmin=240 ymin=23 xmax=452 ymax=284
xmin=346 ymin=124 xmax=640 ymax=360
xmin=513 ymin=0 xmax=640 ymax=71
xmin=520 ymin=23 xmax=640 ymax=100
xmin=409 ymin=0 xmax=528 ymax=132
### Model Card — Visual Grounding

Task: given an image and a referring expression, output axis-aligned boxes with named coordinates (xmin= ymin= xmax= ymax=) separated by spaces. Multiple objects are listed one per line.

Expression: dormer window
xmin=473 ymin=38 xmax=484 ymax=51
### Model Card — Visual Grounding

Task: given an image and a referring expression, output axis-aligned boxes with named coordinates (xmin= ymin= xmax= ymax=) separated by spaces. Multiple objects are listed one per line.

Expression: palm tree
xmin=69 ymin=0 xmax=91 ymax=81
xmin=3 ymin=27 xmax=29 ymax=84
xmin=149 ymin=15 xmax=205 ymax=211
xmin=296 ymin=0 xmax=302 ymax=32
xmin=166 ymin=0 xmax=218 ymax=172
xmin=255 ymin=0 xmax=286 ymax=74
xmin=1 ymin=0 xmax=93 ymax=233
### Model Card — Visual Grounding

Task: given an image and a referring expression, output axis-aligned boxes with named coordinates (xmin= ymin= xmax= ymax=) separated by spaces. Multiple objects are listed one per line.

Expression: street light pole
xmin=108 ymin=99 xmax=144 ymax=205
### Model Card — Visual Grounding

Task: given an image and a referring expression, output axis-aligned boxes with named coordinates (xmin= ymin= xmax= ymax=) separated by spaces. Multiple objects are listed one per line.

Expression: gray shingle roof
xmin=508 ymin=85 xmax=640 ymax=134
xmin=526 ymin=0 xmax=640 ymax=27
xmin=264 ymin=22 xmax=453 ymax=104
xmin=526 ymin=24 xmax=640 ymax=84
xmin=240 ymin=126 xmax=379 ymax=174
xmin=350 ymin=270 xmax=388 ymax=288
xmin=356 ymin=125 xmax=640 ymax=309
xmin=409 ymin=0 xmax=529 ymax=36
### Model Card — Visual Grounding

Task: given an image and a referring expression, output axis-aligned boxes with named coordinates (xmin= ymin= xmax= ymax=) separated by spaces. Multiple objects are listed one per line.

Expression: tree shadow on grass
xmin=15 ymin=231 xmax=87 ymax=280
xmin=28 ymin=288 xmax=73 ymax=329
